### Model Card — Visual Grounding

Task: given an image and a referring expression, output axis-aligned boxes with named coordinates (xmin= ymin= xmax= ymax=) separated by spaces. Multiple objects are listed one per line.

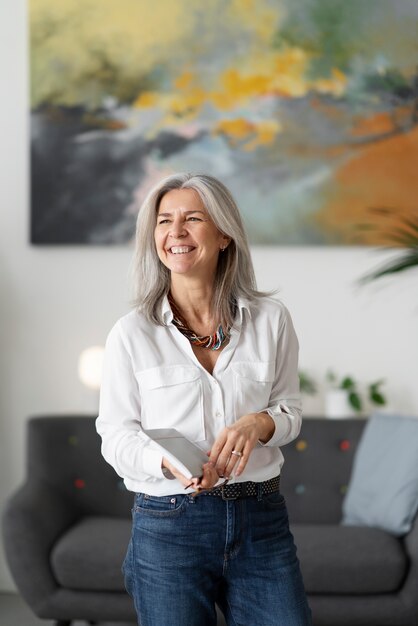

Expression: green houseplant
xmin=358 ymin=210 xmax=418 ymax=284
xmin=325 ymin=370 xmax=386 ymax=417
xmin=299 ymin=370 xmax=317 ymax=396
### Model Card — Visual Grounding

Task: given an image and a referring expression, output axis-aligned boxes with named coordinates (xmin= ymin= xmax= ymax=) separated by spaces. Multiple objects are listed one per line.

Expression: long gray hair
xmin=131 ymin=172 xmax=269 ymax=327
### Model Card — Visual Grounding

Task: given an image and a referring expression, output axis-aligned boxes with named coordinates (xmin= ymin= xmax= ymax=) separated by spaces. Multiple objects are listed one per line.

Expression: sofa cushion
xmin=342 ymin=413 xmax=418 ymax=536
xmin=292 ymin=524 xmax=407 ymax=594
xmin=51 ymin=516 xmax=408 ymax=596
xmin=51 ymin=516 xmax=131 ymax=591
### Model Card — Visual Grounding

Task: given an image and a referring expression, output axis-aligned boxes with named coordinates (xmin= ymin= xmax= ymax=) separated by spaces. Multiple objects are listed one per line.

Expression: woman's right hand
xmin=162 ymin=457 xmax=220 ymax=490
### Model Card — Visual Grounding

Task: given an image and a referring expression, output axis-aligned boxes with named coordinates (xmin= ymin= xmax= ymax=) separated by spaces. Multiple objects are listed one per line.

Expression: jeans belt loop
xmin=256 ymin=482 xmax=263 ymax=501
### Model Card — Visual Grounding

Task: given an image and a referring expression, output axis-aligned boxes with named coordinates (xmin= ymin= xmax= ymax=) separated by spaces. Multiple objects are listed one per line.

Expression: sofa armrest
xmin=400 ymin=513 xmax=418 ymax=616
xmin=2 ymin=479 xmax=80 ymax=615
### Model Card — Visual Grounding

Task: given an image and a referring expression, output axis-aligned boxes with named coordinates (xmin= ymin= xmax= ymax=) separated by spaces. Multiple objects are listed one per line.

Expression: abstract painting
xmin=30 ymin=0 xmax=418 ymax=245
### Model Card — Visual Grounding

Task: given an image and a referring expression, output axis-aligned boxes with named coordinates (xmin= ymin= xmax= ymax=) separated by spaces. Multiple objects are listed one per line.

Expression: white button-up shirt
xmin=96 ymin=296 xmax=302 ymax=495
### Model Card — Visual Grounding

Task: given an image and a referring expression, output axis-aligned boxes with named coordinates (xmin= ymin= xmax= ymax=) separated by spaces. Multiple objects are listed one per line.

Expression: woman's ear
xmin=220 ymin=237 xmax=231 ymax=251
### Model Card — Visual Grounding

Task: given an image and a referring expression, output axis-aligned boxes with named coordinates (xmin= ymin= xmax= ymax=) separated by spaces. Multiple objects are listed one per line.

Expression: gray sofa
xmin=3 ymin=415 xmax=418 ymax=626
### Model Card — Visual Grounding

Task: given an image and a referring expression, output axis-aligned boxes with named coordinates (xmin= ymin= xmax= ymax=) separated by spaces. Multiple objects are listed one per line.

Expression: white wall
xmin=1 ymin=0 xmax=417 ymax=592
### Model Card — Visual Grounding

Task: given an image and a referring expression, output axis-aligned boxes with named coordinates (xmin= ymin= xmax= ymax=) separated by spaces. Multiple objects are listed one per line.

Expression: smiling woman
xmin=131 ymin=173 xmax=259 ymax=331
xmin=96 ymin=172 xmax=312 ymax=626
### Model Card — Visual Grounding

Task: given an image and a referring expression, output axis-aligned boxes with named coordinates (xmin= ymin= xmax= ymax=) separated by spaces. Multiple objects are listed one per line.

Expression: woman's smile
xmin=167 ymin=245 xmax=196 ymax=255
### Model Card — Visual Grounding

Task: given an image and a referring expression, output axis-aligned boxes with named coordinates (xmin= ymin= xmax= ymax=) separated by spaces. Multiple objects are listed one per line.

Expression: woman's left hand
xmin=208 ymin=412 xmax=275 ymax=478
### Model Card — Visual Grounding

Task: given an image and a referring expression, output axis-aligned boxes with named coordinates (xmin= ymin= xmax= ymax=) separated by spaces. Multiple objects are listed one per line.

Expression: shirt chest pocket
xmin=231 ymin=361 xmax=275 ymax=419
xmin=135 ymin=365 xmax=205 ymax=443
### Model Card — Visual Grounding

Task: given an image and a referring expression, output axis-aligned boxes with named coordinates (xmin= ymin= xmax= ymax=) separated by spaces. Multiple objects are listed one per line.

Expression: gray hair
xmin=131 ymin=172 xmax=270 ymax=327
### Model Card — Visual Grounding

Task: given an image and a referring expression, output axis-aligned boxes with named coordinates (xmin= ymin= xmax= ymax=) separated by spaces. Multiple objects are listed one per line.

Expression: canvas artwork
xmin=30 ymin=0 xmax=418 ymax=245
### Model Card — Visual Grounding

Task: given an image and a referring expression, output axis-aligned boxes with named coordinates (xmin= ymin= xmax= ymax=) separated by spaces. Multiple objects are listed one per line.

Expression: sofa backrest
xmin=280 ymin=417 xmax=366 ymax=524
xmin=26 ymin=415 xmax=133 ymax=517
xmin=25 ymin=415 xmax=366 ymax=522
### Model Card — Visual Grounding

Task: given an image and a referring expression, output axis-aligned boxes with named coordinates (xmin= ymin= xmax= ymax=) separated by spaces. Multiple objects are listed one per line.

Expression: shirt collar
xmin=235 ymin=297 xmax=252 ymax=323
xmin=162 ymin=294 xmax=252 ymax=325
xmin=162 ymin=295 xmax=173 ymax=325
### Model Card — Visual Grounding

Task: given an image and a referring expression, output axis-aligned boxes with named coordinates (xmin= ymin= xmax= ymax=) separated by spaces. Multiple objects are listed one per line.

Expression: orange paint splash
xmin=315 ymin=123 xmax=418 ymax=245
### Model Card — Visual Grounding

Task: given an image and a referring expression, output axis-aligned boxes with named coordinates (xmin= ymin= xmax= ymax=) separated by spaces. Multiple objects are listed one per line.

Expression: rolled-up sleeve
xmin=96 ymin=322 xmax=164 ymax=483
xmin=259 ymin=306 xmax=302 ymax=447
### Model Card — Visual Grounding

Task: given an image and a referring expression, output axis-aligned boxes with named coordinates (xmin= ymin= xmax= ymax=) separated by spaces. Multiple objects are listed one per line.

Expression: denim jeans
xmin=123 ymin=489 xmax=312 ymax=626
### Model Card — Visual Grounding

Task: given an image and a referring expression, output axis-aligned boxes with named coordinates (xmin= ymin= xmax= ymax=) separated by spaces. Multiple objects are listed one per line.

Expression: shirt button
xmin=215 ymin=411 xmax=223 ymax=418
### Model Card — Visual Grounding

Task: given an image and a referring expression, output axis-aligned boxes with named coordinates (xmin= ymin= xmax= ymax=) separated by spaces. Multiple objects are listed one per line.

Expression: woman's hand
xmin=198 ymin=461 xmax=220 ymax=490
xmin=208 ymin=412 xmax=275 ymax=478
xmin=162 ymin=457 xmax=220 ymax=490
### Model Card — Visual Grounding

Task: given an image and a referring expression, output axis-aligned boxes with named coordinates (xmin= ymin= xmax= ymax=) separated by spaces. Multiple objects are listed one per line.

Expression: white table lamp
xmin=78 ymin=345 xmax=105 ymax=391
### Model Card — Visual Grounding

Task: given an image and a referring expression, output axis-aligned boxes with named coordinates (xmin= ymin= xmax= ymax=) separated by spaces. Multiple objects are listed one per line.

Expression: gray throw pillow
xmin=342 ymin=413 xmax=418 ymax=536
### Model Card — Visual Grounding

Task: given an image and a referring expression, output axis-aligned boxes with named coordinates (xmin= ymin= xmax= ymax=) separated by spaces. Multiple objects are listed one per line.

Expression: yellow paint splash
xmin=213 ymin=118 xmax=282 ymax=150
xmin=134 ymin=92 xmax=159 ymax=108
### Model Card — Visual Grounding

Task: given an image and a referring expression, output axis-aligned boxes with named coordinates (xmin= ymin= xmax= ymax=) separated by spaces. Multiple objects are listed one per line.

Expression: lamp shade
xmin=78 ymin=345 xmax=105 ymax=390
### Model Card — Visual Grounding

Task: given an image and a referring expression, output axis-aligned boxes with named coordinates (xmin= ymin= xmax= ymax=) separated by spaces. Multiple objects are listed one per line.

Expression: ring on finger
xmin=231 ymin=450 xmax=242 ymax=457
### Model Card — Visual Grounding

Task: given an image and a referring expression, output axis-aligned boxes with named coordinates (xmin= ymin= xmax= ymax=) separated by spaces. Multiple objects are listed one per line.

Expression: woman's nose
xmin=169 ymin=218 xmax=187 ymax=238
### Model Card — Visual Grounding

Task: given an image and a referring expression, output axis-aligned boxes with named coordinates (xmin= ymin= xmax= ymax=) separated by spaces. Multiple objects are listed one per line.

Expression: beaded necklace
xmin=168 ymin=293 xmax=230 ymax=351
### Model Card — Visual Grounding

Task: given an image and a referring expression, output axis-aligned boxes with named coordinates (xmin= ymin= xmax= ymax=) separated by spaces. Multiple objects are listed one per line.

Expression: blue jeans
xmin=123 ymin=490 xmax=312 ymax=626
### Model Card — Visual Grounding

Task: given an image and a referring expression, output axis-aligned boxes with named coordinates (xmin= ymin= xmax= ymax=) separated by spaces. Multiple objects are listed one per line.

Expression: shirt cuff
xmin=141 ymin=446 xmax=165 ymax=479
xmin=258 ymin=404 xmax=293 ymax=447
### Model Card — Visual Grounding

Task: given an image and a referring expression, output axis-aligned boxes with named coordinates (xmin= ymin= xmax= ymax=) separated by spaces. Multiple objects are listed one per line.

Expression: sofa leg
xmin=55 ymin=621 xmax=71 ymax=626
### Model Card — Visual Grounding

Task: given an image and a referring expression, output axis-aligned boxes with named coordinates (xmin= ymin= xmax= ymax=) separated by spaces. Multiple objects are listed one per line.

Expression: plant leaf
xmin=348 ymin=392 xmax=362 ymax=411
xmin=370 ymin=391 xmax=386 ymax=405
xmin=385 ymin=233 xmax=417 ymax=246
xmin=367 ymin=207 xmax=394 ymax=216
xmin=400 ymin=216 xmax=418 ymax=235
xmin=369 ymin=379 xmax=385 ymax=391
xmin=387 ymin=227 xmax=418 ymax=246
xmin=357 ymin=210 xmax=418 ymax=285
xmin=360 ymin=252 xmax=418 ymax=282
xmin=299 ymin=371 xmax=317 ymax=395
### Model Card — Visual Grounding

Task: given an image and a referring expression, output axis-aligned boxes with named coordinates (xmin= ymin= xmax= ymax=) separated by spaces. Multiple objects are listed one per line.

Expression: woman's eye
xmin=187 ymin=217 xmax=201 ymax=222
xmin=158 ymin=219 xmax=170 ymax=225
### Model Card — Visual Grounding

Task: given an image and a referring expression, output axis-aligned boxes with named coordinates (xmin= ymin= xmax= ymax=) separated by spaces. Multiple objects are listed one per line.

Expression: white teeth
xmin=170 ymin=246 xmax=194 ymax=254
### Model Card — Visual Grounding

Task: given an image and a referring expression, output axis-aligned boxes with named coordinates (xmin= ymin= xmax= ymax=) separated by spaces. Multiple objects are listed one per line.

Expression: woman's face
xmin=154 ymin=188 xmax=229 ymax=280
